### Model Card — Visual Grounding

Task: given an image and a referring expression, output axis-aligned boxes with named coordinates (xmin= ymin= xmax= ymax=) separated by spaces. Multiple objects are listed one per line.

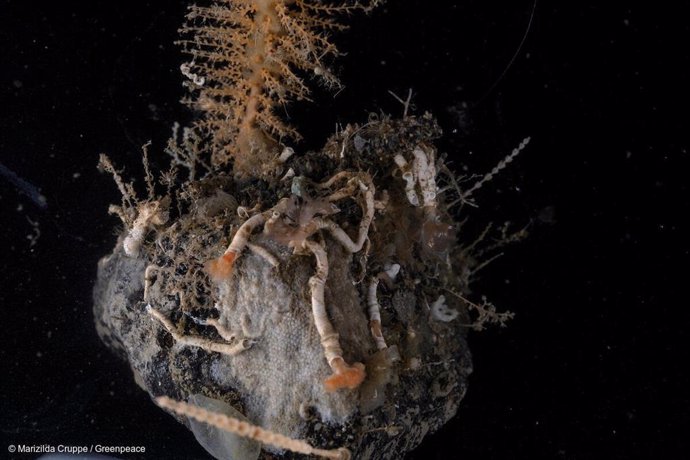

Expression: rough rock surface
xmin=94 ymin=116 xmax=476 ymax=459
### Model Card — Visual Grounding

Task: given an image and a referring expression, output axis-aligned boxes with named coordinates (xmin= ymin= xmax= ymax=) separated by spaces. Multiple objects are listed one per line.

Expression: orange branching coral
xmin=178 ymin=0 xmax=377 ymax=176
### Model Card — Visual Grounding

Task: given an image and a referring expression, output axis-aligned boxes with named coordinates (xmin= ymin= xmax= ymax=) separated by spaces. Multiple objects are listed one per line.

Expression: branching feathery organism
xmin=94 ymin=1 xmax=527 ymax=458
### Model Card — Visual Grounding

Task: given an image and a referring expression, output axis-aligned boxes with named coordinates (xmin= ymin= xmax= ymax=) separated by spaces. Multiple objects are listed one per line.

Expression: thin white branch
xmin=366 ymin=277 xmax=387 ymax=350
xmin=277 ymin=146 xmax=295 ymax=163
xmin=147 ymin=305 xmax=252 ymax=356
xmin=463 ymin=136 xmax=531 ymax=199
xmin=226 ymin=212 xmax=268 ymax=256
xmin=246 ymin=242 xmax=280 ymax=268
xmin=313 ymin=183 xmax=374 ymax=254
xmin=123 ymin=200 xmax=169 ymax=257
xmin=207 ymin=212 xmax=268 ymax=281
xmin=305 ymin=239 xmax=341 ymax=364
xmin=305 ymin=239 xmax=365 ymax=392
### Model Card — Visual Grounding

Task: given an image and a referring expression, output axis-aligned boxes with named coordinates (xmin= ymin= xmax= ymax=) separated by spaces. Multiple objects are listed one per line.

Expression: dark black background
xmin=1 ymin=0 xmax=688 ymax=459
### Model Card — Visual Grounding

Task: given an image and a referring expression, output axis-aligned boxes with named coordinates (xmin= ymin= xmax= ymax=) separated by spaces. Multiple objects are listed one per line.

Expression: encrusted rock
xmin=94 ymin=117 xmax=479 ymax=459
